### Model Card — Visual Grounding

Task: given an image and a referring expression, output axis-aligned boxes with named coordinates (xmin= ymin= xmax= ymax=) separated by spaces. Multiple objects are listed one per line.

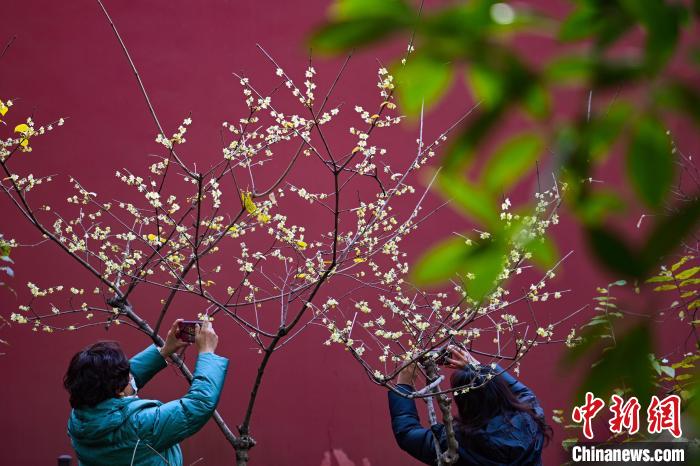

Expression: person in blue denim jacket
xmin=64 ymin=319 xmax=228 ymax=465
xmin=388 ymin=346 xmax=551 ymax=466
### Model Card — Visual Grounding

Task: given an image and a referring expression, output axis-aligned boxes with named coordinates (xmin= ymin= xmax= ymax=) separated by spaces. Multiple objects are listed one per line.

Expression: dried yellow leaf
xmin=241 ymin=191 xmax=257 ymax=214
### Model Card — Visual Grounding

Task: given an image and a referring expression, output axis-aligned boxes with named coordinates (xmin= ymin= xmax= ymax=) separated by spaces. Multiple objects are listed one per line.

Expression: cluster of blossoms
xmin=319 ymin=182 xmax=573 ymax=390
xmin=1 ymin=52 xmax=575 ymax=399
xmin=1 ymin=98 xmax=64 ymax=159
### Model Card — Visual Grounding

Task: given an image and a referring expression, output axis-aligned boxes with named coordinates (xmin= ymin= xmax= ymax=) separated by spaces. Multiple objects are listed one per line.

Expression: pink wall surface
xmin=0 ymin=1 xmax=696 ymax=465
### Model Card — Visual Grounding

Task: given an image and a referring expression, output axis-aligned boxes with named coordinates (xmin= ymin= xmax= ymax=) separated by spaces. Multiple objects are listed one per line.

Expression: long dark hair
xmin=64 ymin=341 xmax=130 ymax=408
xmin=450 ymin=365 xmax=552 ymax=445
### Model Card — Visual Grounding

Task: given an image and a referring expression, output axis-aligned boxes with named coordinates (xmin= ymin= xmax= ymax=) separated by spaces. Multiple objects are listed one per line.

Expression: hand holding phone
xmin=176 ymin=320 xmax=202 ymax=343
xmin=160 ymin=319 xmax=191 ymax=358
xmin=434 ymin=337 xmax=458 ymax=365
xmin=194 ymin=320 xmax=218 ymax=354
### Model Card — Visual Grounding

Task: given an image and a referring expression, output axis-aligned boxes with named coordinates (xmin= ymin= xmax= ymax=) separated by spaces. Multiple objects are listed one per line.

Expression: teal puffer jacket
xmin=67 ymin=345 xmax=229 ymax=465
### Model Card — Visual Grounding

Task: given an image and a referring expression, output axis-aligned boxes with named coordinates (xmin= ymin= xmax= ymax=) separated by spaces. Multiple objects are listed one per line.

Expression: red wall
xmin=1 ymin=1 xmax=696 ymax=465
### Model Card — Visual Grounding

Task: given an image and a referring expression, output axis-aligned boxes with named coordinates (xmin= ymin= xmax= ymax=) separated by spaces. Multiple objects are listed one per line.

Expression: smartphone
xmin=176 ymin=320 xmax=202 ymax=343
xmin=435 ymin=344 xmax=452 ymax=365
xmin=435 ymin=337 xmax=462 ymax=365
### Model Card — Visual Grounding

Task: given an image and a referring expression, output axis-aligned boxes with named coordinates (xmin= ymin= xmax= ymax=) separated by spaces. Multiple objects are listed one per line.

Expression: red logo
xmin=572 ymin=393 xmax=683 ymax=439
xmin=647 ymin=395 xmax=682 ymax=438
xmin=572 ymin=392 xmax=605 ymax=440
xmin=608 ymin=394 xmax=641 ymax=435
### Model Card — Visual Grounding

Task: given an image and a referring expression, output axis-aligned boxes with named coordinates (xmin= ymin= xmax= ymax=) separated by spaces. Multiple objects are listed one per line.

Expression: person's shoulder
xmin=121 ymin=397 xmax=165 ymax=433
xmin=122 ymin=397 xmax=163 ymax=417
xmin=487 ymin=412 xmax=539 ymax=445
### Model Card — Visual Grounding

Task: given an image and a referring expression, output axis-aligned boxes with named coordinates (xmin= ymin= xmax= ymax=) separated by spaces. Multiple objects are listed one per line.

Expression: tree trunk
xmin=423 ymin=358 xmax=459 ymax=465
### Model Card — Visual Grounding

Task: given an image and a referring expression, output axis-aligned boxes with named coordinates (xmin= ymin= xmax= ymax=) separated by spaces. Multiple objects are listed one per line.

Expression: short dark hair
xmin=64 ymin=341 xmax=130 ymax=408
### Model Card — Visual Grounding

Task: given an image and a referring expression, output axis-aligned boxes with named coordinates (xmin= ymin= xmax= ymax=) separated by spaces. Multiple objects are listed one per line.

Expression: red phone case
xmin=177 ymin=321 xmax=201 ymax=343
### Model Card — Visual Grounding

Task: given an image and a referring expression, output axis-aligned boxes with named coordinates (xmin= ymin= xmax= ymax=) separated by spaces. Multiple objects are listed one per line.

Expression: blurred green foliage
xmin=311 ymin=0 xmax=700 ymax=285
xmin=312 ymin=0 xmax=700 ymax=446
xmin=0 ymin=234 xmax=14 ymax=291
xmin=557 ymin=256 xmax=700 ymax=446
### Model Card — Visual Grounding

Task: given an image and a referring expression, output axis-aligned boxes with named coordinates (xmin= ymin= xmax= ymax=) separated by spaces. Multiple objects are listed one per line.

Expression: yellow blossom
xmin=146 ymin=233 xmax=166 ymax=244
xmin=14 ymin=123 xmax=32 ymax=149
xmin=0 ymin=100 xmax=8 ymax=121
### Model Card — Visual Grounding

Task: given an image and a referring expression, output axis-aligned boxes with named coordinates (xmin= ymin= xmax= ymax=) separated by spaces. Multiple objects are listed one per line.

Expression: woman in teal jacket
xmin=64 ymin=320 xmax=228 ymax=465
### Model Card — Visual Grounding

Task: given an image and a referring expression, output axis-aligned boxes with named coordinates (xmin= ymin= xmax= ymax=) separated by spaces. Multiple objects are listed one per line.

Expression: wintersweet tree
xmin=1 ymin=5 xmax=583 ymax=466
xmin=0 ymin=25 xmax=469 ymax=466
xmin=318 ymin=164 xmax=583 ymax=465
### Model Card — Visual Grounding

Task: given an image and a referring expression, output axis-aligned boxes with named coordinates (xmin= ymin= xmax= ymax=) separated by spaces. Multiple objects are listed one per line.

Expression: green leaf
xmin=522 ymin=83 xmax=550 ymax=119
xmin=436 ymin=172 xmax=499 ymax=227
xmin=626 ymin=116 xmax=674 ymax=209
xmin=619 ymin=0 xmax=681 ymax=72
xmin=646 ymin=274 xmax=673 ymax=283
xmin=466 ymin=64 xmax=504 ymax=109
xmin=524 ymin=235 xmax=558 ymax=270
xmin=592 ymin=8 xmax=635 ymax=50
xmin=545 ymin=56 xmax=592 ymax=83
xmin=575 ymin=190 xmax=625 ymax=226
xmin=650 ymin=354 xmax=676 ymax=378
xmin=661 ymin=365 xmax=675 ymax=378
xmin=310 ymin=0 xmax=413 ymax=53
xmin=461 ymin=244 xmax=506 ymax=302
xmin=444 ymin=110 xmax=501 ymax=170
xmin=587 ymin=102 xmax=632 ymax=160
xmin=655 ymin=82 xmax=700 ymax=127
xmin=310 ymin=20 xmax=399 ymax=54
xmin=481 ymin=133 xmax=543 ymax=194
xmin=591 ymin=61 xmax=645 ymax=88
xmin=411 ymin=236 xmax=504 ymax=302
xmin=677 ymin=267 xmax=700 ymax=280
xmin=654 ymin=284 xmax=678 ymax=291
xmin=330 ymin=0 xmax=411 ymax=19
xmin=587 ymin=226 xmax=643 ymax=278
xmin=671 ymin=256 xmax=693 ymax=271
xmin=588 ymin=198 xmax=700 ymax=278
xmin=560 ymin=1 xmax=633 ymax=50
xmin=576 ymin=323 xmax=654 ymax=405
xmin=411 ymin=235 xmax=474 ymax=285
xmin=559 ymin=4 xmax=596 ymax=41
xmin=393 ymin=53 xmax=453 ymax=116
xmin=562 ymin=438 xmax=579 ymax=451
xmin=642 ymin=197 xmax=700 ymax=271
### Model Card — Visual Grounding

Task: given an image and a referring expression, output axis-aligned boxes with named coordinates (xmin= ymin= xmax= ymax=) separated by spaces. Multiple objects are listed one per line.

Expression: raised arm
xmin=130 ymin=320 xmax=226 ymax=451
xmin=129 ymin=319 xmax=188 ymax=389
xmin=388 ymin=384 xmax=441 ymax=465
xmin=131 ymin=350 xmax=229 ymax=451
xmin=129 ymin=344 xmax=167 ymax=389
